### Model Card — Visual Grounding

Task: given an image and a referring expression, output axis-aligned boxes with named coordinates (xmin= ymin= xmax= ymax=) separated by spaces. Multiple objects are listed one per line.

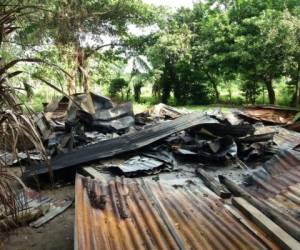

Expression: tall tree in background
xmin=147 ymin=19 xmax=192 ymax=104
xmin=4 ymin=0 xmax=300 ymax=106
xmin=12 ymin=0 xmax=156 ymax=94
xmin=229 ymin=0 xmax=300 ymax=104
xmin=282 ymin=9 xmax=300 ymax=106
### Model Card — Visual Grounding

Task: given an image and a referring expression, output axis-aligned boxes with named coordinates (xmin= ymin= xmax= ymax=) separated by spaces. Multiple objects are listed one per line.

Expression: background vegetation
xmin=2 ymin=0 xmax=300 ymax=111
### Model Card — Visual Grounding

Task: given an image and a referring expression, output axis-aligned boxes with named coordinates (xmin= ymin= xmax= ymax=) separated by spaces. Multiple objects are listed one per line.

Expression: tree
xmin=147 ymin=15 xmax=193 ymax=104
xmin=281 ymin=9 xmax=300 ymax=106
xmin=9 ymin=0 xmax=156 ymax=95
xmin=109 ymin=77 xmax=128 ymax=99
xmin=127 ymin=55 xmax=151 ymax=102
xmin=228 ymin=0 xmax=300 ymax=104
xmin=0 ymin=2 xmax=55 ymax=210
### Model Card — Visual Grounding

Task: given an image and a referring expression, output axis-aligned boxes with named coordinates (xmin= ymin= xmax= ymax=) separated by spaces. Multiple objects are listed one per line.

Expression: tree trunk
xmin=253 ymin=81 xmax=257 ymax=104
xmin=264 ymin=77 xmax=275 ymax=105
xmin=161 ymin=79 xmax=171 ymax=104
xmin=212 ymin=81 xmax=220 ymax=102
xmin=227 ymin=81 xmax=232 ymax=103
xmin=134 ymin=84 xmax=142 ymax=102
xmin=67 ymin=75 xmax=75 ymax=96
xmin=161 ymin=61 xmax=172 ymax=104
xmin=167 ymin=62 xmax=181 ymax=104
xmin=76 ymin=48 xmax=89 ymax=93
xmin=295 ymin=62 xmax=300 ymax=107
xmin=67 ymin=52 xmax=76 ymax=95
xmin=206 ymin=72 xmax=219 ymax=102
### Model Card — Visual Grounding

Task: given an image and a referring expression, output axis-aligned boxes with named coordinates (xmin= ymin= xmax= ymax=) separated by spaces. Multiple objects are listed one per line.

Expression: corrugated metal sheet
xmin=255 ymin=126 xmax=300 ymax=149
xmin=245 ymin=150 xmax=300 ymax=230
xmin=26 ymin=112 xmax=217 ymax=176
xmin=240 ymin=106 xmax=297 ymax=124
xmin=75 ymin=174 xmax=280 ymax=250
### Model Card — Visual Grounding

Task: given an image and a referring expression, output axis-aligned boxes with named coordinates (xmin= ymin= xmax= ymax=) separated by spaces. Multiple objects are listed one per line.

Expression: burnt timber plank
xmin=26 ymin=112 xmax=216 ymax=176
xmin=196 ymin=168 xmax=231 ymax=198
xmin=232 ymin=197 xmax=300 ymax=250
xmin=219 ymin=175 xmax=300 ymax=242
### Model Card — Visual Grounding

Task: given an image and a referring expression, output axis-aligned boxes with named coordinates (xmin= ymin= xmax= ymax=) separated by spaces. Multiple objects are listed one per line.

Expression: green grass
xmin=177 ymin=105 xmax=231 ymax=113
xmin=133 ymin=103 xmax=231 ymax=114
xmin=23 ymin=81 xmax=295 ymax=114
xmin=133 ymin=103 xmax=152 ymax=113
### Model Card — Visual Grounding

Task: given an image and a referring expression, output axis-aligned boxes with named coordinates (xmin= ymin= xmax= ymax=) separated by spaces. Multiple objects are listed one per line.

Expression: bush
xmin=188 ymin=82 xmax=211 ymax=105
xmin=108 ymin=78 xmax=128 ymax=99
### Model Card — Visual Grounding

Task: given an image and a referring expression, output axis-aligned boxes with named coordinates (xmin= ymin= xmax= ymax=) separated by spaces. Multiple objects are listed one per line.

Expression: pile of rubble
xmin=2 ymin=93 xmax=300 ymax=249
xmin=19 ymin=93 xmax=297 ymax=177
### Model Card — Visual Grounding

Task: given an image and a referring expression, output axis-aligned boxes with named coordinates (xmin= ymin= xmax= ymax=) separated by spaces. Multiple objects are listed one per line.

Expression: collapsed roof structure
xmin=2 ymin=93 xmax=300 ymax=249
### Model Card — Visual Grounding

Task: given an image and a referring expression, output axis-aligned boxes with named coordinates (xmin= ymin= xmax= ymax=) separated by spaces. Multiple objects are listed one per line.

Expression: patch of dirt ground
xmin=1 ymin=185 xmax=75 ymax=250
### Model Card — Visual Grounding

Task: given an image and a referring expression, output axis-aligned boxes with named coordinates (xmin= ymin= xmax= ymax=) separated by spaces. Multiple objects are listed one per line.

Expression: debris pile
xmin=0 ymin=187 xmax=72 ymax=231
xmin=237 ymin=105 xmax=298 ymax=125
xmin=2 ymin=94 xmax=300 ymax=249
xmin=39 ymin=92 xmax=135 ymax=156
xmin=19 ymin=95 xmax=290 ymax=177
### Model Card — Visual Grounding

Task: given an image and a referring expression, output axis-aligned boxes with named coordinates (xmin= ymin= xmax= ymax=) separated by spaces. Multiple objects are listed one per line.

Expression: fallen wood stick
xmin=236 ymin=158 xmax=249 ymax=169
xmin=30 ymin=199 xmax=72 ymax=228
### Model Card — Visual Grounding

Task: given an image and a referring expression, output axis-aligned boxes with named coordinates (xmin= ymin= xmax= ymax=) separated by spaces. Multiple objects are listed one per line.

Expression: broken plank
xmin=81 ymin=166 xmax=106 ymax=181
xmin=196 ymin=168 xmax=231 ymax=198
xmin=219 ymin=175 xmax=300 ymax=242
xmin=29 ymin=199 xmax=72 ymax=228
xmin=236 ymin=132 xmax=276 ymax=143
xmin=25 ymin=112 xmax=217 ymax=176
xmin=0 ymin=207 xmax=46 ymax=231
xmin=232 ymin=197 xmax=300 ymax=250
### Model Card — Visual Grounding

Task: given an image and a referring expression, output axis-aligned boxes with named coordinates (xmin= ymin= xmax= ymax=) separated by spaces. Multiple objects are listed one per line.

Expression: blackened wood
xmin=219 ymin=175 xmax=300 ymax=242
xmin=236 ymin=133 xmax=276 ymax=143
xmin=196 ymin=168 xmax=231 ymax=199
xmin=233 ymin=197 xmax=300 ymax=250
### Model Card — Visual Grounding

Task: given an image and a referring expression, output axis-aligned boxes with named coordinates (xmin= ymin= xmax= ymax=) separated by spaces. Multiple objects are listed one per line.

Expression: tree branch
xmin=32 ymin=76 xmax=82 ymax=110
xmin=86 ymin=43 xmax=123 ymax=58
xmin=0 ymin=58 xmax=72 ymax=78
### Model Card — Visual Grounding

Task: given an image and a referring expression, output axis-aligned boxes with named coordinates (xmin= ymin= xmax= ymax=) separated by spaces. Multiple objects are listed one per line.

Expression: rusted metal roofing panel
xmin=75 ymin=174 xmax=280 ymax=250
xmin=26 ymin=112 xmax=217 ymax=176
xmin=255 ymin=126 xmax=300 ymax=149
xmin=244 ymin=150 xmax=300 ymax=230
xmin=239 ymin=106 xmax=297 ymax=124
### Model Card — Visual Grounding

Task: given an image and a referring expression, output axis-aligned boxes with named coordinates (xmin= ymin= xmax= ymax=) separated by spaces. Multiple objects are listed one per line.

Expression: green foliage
xmin=4 ymin=0 xmax=300 ymax=108
xmin=109 ymin=78 xmax=128 ymax=98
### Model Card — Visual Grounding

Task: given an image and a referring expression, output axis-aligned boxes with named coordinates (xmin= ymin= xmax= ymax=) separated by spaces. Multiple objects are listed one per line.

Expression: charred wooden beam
xmin=236 ymin=133 xmax=276 ymax=143
xmin=232 ymin=197 xmax=300 ymax=250
xmin=200 ymin=124 xmax=255 ymax=137
xmin=196 ymin=168 xmax=231 ymax=199
xmin=219 ymin=175 xmax=300 ymax=242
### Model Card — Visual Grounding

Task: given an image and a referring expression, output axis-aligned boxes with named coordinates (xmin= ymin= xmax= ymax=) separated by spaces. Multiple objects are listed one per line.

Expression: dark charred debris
xmin=2 ymin=92 xmax=300 ymax=235
xmin=4 ymin=92 xmax=299 ymax=178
